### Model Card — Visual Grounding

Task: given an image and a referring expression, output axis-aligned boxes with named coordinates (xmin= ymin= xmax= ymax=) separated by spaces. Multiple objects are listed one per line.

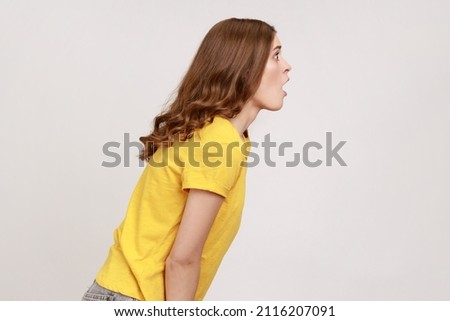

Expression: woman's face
xmin=250 ymin=35 xmax=291 ymax=111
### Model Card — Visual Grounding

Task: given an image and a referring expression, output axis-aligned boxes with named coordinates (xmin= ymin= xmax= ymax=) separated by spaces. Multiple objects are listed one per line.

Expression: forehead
xmin=272 ymin=35 xmax=281 ymax=48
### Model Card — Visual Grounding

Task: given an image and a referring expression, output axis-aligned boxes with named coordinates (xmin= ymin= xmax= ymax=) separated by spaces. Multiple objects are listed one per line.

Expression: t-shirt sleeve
xmin=181 ymin=140 xmax=244 ymax=198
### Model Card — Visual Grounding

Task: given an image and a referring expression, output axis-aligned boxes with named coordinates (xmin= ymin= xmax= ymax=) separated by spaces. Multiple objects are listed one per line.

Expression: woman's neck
xmin=229 ymin=103 xmax=260 ymax=136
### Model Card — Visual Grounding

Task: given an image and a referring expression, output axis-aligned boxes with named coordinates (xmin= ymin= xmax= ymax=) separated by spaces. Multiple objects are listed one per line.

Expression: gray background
xmin=1 ymin=0 xmax=449 ymax=300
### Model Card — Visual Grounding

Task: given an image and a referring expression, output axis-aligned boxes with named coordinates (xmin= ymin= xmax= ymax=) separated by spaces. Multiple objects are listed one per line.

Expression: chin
xmin=265 ymin=100 xmax=284 ymax=111
xmin=255 ymin=97 xmax=285 ymax=111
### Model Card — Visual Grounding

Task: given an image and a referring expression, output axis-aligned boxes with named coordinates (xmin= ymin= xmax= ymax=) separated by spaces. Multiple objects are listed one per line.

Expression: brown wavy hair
xmin=139 ymin=18 xmax=276 ymax=161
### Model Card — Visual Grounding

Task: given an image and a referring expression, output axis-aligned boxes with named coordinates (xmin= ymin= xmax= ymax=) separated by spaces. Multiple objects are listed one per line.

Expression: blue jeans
xmin=81 ymin=280 xmax=139 ymax=301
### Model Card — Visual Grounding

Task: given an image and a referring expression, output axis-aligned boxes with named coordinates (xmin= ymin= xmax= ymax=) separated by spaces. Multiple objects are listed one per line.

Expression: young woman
xmin=82 ymin=17 xmax=291 ymax=301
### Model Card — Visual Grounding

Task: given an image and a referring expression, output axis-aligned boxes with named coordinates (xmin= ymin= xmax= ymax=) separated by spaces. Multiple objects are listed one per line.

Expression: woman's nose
xmin=284 ymin=64 xmax=291 ymax=73
xmin=284 ymin=59 xmax=292 ymax=73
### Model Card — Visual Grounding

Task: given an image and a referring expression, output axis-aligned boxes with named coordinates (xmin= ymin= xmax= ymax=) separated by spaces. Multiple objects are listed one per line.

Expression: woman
xmin=82 ymin=17 xmax=291 ymax=301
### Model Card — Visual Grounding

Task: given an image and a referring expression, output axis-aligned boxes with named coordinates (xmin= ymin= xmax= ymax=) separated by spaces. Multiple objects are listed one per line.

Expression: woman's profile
xmin=82 ymin=17 xmax=291 ymax=301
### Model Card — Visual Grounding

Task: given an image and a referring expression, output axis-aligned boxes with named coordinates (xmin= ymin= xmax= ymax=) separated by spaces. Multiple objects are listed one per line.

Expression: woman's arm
xmin=164 ymin=188 xmax=224 ymax=300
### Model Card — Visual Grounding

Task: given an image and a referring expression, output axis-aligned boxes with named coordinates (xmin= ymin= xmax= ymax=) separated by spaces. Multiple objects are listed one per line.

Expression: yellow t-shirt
xmin=96 ymin=116 xmax=249 ymax=300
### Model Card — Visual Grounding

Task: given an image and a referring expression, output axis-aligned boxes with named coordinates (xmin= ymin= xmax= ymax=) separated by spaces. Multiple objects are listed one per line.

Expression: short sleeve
xmin=181 ymin=140 xmax=244 ymax=198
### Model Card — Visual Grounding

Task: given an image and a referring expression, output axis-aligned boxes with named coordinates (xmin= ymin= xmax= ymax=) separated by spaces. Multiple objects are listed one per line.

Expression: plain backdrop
xmin=1 ymin=0 xmax=449 ymax=300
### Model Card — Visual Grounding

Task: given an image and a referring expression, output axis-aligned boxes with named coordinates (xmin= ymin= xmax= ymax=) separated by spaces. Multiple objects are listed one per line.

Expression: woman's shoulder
xmin=196 ymin=116 xmax=244 ymax=144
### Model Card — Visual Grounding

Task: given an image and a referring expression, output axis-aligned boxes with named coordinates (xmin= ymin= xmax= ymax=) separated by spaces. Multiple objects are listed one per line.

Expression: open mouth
xmin=282 ymin=78 xmax=290 ymax=96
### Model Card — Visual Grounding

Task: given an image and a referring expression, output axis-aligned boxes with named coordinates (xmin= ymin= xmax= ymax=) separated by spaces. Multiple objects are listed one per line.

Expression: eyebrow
xmin=272 ymin=45 xmax=282 ymax=51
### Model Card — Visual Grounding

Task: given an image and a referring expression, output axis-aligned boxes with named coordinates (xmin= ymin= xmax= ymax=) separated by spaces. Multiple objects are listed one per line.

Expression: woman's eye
xmin=275 ymin=52 xmax=280 ymax=61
